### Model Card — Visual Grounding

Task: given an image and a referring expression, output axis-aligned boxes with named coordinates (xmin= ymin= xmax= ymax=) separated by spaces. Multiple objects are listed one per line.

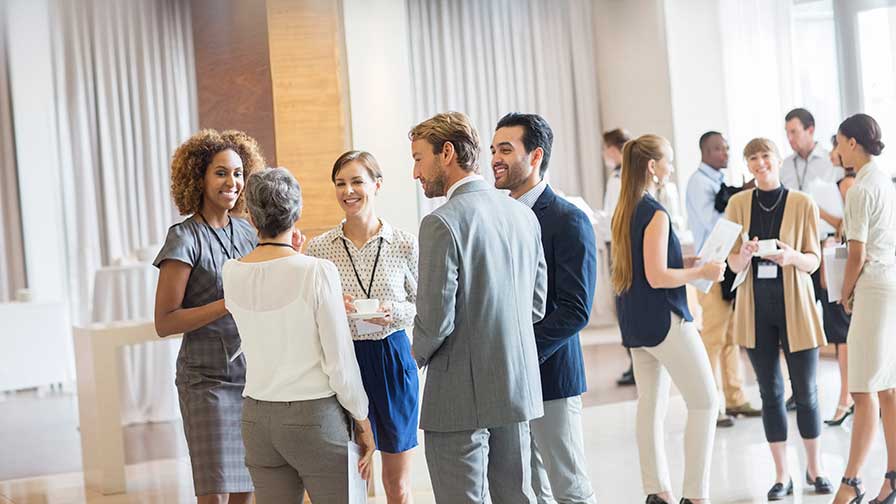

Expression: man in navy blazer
xmin=491 ymin=113 xmax=597 ymax=504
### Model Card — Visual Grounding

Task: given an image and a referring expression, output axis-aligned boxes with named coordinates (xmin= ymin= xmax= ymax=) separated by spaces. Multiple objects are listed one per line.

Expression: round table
xmin=92 ymin=263 xmax=180 ymax=425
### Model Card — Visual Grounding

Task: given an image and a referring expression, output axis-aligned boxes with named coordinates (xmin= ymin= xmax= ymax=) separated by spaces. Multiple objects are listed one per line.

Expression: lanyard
xmin=341 ymin=237 xmax=383 ymax=299
xmin=198 ymin=213 xmax=235 ymax=260
xmin=794 ymin=156 xmax=810 ymax=191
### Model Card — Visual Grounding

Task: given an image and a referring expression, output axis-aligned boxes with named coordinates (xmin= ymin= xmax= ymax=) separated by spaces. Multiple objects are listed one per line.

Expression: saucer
xmin=753 ymin=249 xmax=783 ymax=257
xmin=348 ymin=312 xmax=387 ymax=320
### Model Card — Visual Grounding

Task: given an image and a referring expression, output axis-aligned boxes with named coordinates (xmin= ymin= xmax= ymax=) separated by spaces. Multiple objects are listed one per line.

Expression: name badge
xmin=757 ymin=261 xmax=778 ymax=279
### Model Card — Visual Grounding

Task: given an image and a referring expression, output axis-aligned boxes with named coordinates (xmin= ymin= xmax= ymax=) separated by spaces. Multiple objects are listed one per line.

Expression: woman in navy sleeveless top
xmin=611 ymin=134 xmax=724 ymax=504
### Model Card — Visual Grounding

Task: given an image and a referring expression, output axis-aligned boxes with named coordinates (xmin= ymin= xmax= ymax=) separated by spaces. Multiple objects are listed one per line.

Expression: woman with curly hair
xmin=153 ymin=129 xmax=264 ymax=503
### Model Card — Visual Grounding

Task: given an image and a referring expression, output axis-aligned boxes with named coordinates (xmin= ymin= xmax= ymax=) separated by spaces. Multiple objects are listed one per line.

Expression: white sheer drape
xmin=49 ymin=0 xmax=197 ymax=323
xmin=407 ymin=0 xmax=603 ymax=215
xmin=0 ymin=3 xmax=27 ymax=303
xmin=720 ymin=0 xmax=796 ymax=163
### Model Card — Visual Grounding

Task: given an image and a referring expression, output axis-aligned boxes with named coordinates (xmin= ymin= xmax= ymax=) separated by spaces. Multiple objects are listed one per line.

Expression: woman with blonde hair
xmin=612 ymin=134 xmax=722 ymax=504
xmin=306 ymin=150 xmax=419 ymax=503
xmin=725 ymin=138 xmax=832 ymax=500
xmin=153 ymin=129 xmax=264 ymax=503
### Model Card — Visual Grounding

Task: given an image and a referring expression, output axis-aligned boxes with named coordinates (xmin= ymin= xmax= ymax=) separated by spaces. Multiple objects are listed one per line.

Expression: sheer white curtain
xmin=719 ymin=0 xmax=796 ymax=167
xmin=407 ymin=0 xmax=603 ymax=215
xmin=49 ymin=0 xmax=197 ymax=323
xmin=0 ymin=3 xmax=27 ymax=303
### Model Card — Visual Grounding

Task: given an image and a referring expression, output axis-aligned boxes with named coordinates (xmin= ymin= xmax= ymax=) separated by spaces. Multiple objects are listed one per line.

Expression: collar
xmin=515 ymin=180 xmax=549 ymax=209
xmin=329 ymin=218 xmax=394 ymax=245
xmin=796 ymin=142 xmax=825 ymax=161
xmin=697 ymin=162 xmax=725 ymax=183
xmin=446 ymin=173 xmax=485 ymax=199
xmin=855 ymin=160 xmax=879 ymax=183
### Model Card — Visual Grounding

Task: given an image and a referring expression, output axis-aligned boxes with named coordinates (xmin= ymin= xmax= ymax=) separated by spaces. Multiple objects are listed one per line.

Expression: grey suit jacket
xmin=413 ymin=179 xmax=548 ymax=432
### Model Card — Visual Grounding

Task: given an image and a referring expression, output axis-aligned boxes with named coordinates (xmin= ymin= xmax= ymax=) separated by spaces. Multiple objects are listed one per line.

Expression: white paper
xmin=354 ymin=319 xmax=381 ymax=336
xmin=348 ymin=441 xmax=368 ymax=503
xmin=690 ymin=218 xmax=743 ymax=293
xmin=808 ymin=179 xmax=844 ymax=237
xmin=823 ymin=245 xmax=848 ymax=302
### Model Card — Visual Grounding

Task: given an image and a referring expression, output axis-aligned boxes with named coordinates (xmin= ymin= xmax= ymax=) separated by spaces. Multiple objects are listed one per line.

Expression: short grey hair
xmin=245 ymin=167 xmax=302 ymax=238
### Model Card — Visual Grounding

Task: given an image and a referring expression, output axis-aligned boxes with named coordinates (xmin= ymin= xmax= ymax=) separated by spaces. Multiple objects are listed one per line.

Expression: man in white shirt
xmin=782 ymin=108 xmax=844 ymax=193
xmin=686 ymin=131 xmax=761 ymax=428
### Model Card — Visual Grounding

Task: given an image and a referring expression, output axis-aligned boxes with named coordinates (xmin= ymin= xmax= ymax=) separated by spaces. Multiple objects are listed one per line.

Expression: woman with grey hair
xmin=222 ymin=167 xmax=375 ymax=503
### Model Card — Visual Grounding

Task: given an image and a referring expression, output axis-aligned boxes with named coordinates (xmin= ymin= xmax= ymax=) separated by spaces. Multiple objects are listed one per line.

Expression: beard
xmin=494 ymin=160 xmax=529 ymax=192
xmin=422 ymin=159 xmax=448 ymax=198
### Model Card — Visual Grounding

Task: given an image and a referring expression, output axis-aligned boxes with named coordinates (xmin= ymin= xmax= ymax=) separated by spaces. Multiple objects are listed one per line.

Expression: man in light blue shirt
xmin=685 ymin=131 xmax=760 ymax=428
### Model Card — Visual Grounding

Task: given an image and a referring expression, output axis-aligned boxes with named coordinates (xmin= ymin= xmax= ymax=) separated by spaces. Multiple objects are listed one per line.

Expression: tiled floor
xmin=0 ymin=332 xmax=885 ymax=503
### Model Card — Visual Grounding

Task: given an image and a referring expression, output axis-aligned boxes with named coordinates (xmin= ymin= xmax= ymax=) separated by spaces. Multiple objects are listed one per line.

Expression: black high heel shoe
xmin=869 ymin=471 xmax=896 ymax=504
xmin=826 ymin=404 xmax=855 ymax=426
xmin=646 ymin=495 xmax=669 ymax=504
xmin=841 ymin=476 xmax=866 ymax=504
xmin=679 ymin=499 xmax=695 ymax=504
xmin=806 ymin=470 xmax=834 ymax=494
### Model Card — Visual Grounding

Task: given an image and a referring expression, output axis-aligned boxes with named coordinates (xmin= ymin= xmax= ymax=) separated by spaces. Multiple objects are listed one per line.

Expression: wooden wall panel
xmin=191 ymin=0 xmax=277 ymax=165
xmin=266 ymin=0 xmax=351 ymax=238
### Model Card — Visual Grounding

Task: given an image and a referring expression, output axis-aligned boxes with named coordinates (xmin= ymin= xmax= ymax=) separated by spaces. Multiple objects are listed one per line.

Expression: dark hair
xmin=831 ymin=134 xmax=838 ymax=147
xmin=496 ymin=112 xmax=554 ymax=177
xmin=602 ymin=128 xmax=631 ymax=150
xmin=785 ymin=108 xmax=815 ymax=130
xmin=699 ymin=131 xmax=722 ymax=151
xmin=838 ymin=113 xmax=885 ymax=156
xmin=331 ymin=150 xmax=383 ymax=182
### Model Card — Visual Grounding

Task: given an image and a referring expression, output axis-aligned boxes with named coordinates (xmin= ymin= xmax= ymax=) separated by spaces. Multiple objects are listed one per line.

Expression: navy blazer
xmin=531 ymin=185 xmax=597 ymax=401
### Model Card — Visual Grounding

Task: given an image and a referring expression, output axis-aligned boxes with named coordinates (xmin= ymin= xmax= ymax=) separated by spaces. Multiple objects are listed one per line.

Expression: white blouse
xmin=222 ymin=254 xmax=369 ymax=420
xmin=306 ymin=220 xmax=418 ymax=341
xmin=844 ymin=160 xmax=896 ymax=267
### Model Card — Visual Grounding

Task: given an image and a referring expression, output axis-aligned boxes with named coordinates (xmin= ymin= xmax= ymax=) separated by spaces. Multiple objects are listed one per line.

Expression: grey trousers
xmin=241 ymin=396 xmax=353 ymax=504
xmin=530 ymin=396 xmax=597 ymax=504
xmin=424 ymin=421 xmax=537 ymax=504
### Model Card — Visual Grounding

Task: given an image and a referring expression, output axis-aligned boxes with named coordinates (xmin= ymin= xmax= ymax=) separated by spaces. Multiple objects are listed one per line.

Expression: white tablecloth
xmin=92 ymin=263 xmax=180 ymax=425
xmin=0 ymin=301 xmax=74 ymax=392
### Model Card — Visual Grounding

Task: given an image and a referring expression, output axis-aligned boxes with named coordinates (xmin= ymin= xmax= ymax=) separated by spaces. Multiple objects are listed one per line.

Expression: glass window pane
xmin=857 ymin=6 xmax=896 ymax=173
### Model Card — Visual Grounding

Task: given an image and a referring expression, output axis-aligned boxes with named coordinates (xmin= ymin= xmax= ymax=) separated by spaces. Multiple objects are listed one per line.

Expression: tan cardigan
xmin=724 ymin=189 xmax=825 ymax=352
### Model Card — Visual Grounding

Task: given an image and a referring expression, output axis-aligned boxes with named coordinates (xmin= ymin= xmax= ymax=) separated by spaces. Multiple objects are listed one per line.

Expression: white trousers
xmin=631 ymin=316 xmax=718 ymax=499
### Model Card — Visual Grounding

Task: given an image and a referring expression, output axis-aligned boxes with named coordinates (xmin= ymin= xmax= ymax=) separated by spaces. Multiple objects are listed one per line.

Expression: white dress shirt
xmin=686 ymin=163 xmax=726 ymax=251
xmin=516 ymin=180 xmax=548 ymax=208
xmin=603 ymin=168 xmax=621 ymax=217
xmin=781 ymin=143 xmax=843 ymax=191
xmin=446 ymin=173 xmax=485 ymax=199
xmin=222 ymin=254 xmax=369 ymax=420
xmin=306 ymin=220 xmax=418 ymax=341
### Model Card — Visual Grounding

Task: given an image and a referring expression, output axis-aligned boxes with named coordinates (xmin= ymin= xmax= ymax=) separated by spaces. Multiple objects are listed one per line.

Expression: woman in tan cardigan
xmin=725 ymin=138 xmax=832 ymax=500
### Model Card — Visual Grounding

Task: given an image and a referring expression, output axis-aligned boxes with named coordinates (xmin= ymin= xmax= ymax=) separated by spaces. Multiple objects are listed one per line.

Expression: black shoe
xmin=767 ymin=480 xmax=793 ymax=500
xmin=806 ymin=470 xmax=834 ymax=494
xmin=785 ymin=395 xmax=796 ymax=411
xmin=869 ymin=470 xmax=896 ymax=504
xmin=826 ymin=404 xmax=855 ymax=426
xmin=716 ymin=414 xmax=735 ymax=428
xmin=646 ymin=494 xmax=669 ymax=504
xmin=841 ymin=476 xmax=865 ymax=503
xmin=680 ymin=500 xmax=695 ymax=504
xmin=617 ymin=368 xmax=636 ymax=386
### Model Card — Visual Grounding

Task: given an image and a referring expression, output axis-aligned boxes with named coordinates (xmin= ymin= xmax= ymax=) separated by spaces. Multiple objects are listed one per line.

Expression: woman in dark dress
xmin=153 ymin=129 xmax=264 ymax=503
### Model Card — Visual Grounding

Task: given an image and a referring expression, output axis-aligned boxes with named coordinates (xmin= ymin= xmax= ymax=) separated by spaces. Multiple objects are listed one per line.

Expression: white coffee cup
xmin=353 ymin=298 xmax=380 ymax=314
xmin=15 ymin=288 xmax=32 ymax=303
xmin=757 ymin=239 xmax=778 ymax=255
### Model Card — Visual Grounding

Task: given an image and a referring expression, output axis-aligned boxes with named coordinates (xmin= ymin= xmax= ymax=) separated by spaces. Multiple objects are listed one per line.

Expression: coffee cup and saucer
xmin=348 ymin=298 xmax=387 ymax=320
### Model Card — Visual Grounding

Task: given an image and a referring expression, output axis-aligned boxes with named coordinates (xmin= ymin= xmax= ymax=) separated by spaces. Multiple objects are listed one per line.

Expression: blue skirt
xmin=353 ymin=329 xmax=419 ymax=453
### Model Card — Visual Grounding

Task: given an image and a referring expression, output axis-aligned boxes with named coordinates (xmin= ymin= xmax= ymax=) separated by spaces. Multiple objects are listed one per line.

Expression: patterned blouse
xmin=306 ymin=220 xmax=418 ymax=341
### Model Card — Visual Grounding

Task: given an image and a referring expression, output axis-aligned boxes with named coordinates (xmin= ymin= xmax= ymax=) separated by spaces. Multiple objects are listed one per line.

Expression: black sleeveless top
xmin=616 ymin=194 xmax=693 ymax=348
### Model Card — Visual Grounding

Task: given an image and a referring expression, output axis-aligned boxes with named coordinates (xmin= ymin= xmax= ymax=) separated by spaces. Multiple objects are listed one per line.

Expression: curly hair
xmin=169 ymin=129 xmax=266 ymax=215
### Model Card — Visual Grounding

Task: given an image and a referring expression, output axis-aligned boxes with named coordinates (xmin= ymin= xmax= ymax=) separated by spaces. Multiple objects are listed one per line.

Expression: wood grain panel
xmin=266 ymin=0 xmax=351 ymax=238
xmin=191 ymin=0 xmax=277 ymax=165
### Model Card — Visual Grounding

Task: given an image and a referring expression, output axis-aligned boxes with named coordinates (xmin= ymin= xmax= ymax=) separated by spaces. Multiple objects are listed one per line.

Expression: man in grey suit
xmin=409 ymin=111 xmax=548 ymax=504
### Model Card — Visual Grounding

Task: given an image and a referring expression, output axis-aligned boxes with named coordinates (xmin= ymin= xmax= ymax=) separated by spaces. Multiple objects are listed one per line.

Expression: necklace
xmin=258 ymin=242 xmax=294 ymax=249
xmin=198 ymin=212 xmax=235 ymax=259
xmin=755 ymin=188 xmax=785 ymax=213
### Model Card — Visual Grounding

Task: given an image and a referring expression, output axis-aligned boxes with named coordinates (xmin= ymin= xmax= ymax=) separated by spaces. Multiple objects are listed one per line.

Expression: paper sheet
xmin=730 ymin=232 xmax=751 ymax=292
xmin=823 ymin=245 xmax=848 ymax=302
xmin=348 ymin=441 xmax=368 ymax=503
xmin=690 ymin=218 xmax=742 ymax=293
xmin=808 ymin=179 xmax=844 ymax=237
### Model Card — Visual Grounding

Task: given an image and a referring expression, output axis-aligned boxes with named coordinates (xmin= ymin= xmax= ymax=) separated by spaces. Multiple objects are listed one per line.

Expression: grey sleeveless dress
xmin=154 ymin=215 xmax=257 ymax=495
